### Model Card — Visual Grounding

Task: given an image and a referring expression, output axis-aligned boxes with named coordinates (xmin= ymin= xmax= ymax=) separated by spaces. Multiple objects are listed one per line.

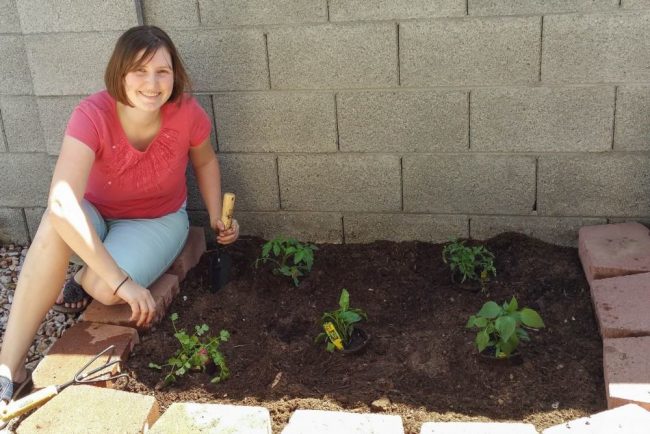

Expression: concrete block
xmin=0 ymin=153 xmax=50 ymax=207
xmin=578 ymin=222 xmax=650 ymax=283
xmin=469 ymin=0 xmax=618 ymax=15
xmin=0 ymin=35 xmax=33 ymax=95
xmin=330 ymin=0 xmax=465 ymax=21
xmin=32 ymin=322 xmax=139 ymax=389
xmin=17 ymin=385 xmax=159 ymax=434
xmin=472 ymin=216 xmax=606 ymax=247
xmin=24 ymin=207 xmax=45 ymax=241
xmin=622 ymin=0 xmax=650 ymax=7
xmin=400 ymin=17 xmax=540 ymax=87
xmin=199 ymin=0 xmax=327 ymax=25
xmin=543 ymin=13 xmax=650 ymax=83
xmin=169 ymin=29 xmax=268 ymax=92
xmin=538 ymin=154 xmax=650 ymax=217
xmin=81 ymin=273 xmax=180 ymax=330
xmin=591 ymin=273 xmax=650 ymax=338
xmin=214 ymin=92 xmax=336 ymax=152
xmin=167 ymin=227 xmax=206 ymax=282
xmin=16 ymin=0 xmax=137 ymax=33
xmin=279 ymin=155 xmax=401 ymax=212
xmin=344 ymin=213 xmax=468 ymax=243
xmin=150 ymin=403 xmax=271 ymax=434
xmin=25 ymin=32 xmax=120 ymax=96
xmin=338 ymin=90 xmax=468 ymax=152
xmin=143 ymin=0 xmax=200 ymax=28
xmin=268 ymin=24 xmax=397 ymax=89
xmin=0 ymin=96 xmax=45 ymax=152
xmin=604 ymin=337 xmax=650 ymax=410
xmin=282 ymin=409 xmax=404 ymax=434
xmin=543 ymin=403 xmax=650 ymax=433
xmin=193 ymin=94 xmax=217 ymax=149
xmin=471 ymin=86 xmax=614 ymax=152
xmin=0 ymin=208 xmax=28 ymax=244
xmin=37 ymin=95 xmax=85 ymax=155
xmin=614 ymin=86 xmax=650 ymax=151
xmin=403 ymin=154 xmax=535 ymax=214
xmin=421 ymin=422 xmax=538 ymax=434
xmin=0 ymin=111 xmax=6 ymax=152
xmin=194 ymin=210 xmax=343 ymax=243
xmin=0 ymin=0 xmax=21 ymax=33
xmin=219 ymin=154 xmax=279 ymax=211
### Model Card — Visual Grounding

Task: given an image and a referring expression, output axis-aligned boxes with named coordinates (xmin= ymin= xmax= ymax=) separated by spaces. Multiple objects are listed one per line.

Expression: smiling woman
xmin=0 ymin=26 xmax=240 ymax=410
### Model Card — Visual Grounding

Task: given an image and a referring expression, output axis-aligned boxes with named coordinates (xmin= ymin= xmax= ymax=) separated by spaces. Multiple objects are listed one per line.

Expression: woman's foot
xmin=52 ymin=271 xmax=91 ymax=313
xmin=0 ymin=366 xmax=31 ymax=404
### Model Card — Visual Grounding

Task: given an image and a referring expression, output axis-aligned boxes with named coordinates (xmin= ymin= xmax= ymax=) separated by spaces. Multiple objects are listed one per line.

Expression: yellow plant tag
xmin=323 ymin=322 xmax=344 ymax=350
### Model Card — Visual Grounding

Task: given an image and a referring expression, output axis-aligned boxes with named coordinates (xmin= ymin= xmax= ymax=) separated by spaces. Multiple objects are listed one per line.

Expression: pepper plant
xmin=255 ymin=236 xmax=317 ymax=286
xmin=149 ymin=313 xmax=230 ymax=387
xmin=466 ymin=297 xmax=544 ymax=358
xmin=442 ymin=239 xmax=496 ymax=288
xmin=315 ymin=289 xmax=367 ymax=352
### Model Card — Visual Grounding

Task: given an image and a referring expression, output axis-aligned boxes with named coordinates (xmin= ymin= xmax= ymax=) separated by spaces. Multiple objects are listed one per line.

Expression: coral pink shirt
xmin=65 ymin=90 xmax=211 ymax=219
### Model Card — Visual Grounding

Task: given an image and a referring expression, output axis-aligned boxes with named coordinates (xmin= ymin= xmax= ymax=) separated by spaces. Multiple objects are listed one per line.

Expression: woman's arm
xmin=189 ymin=139 xmax=239 ymax=244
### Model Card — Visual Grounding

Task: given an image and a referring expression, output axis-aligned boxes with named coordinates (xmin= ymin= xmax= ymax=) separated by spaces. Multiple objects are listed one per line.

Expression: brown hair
xmin=104 ymin=26 xmax=190 ymax=106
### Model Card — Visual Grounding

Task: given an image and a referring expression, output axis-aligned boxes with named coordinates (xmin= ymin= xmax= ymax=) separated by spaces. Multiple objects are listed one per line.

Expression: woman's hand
xmin=115 ymin=279 xmax=157 ymax=327
xmin=212 ymin=218 xmax=239 ymax=245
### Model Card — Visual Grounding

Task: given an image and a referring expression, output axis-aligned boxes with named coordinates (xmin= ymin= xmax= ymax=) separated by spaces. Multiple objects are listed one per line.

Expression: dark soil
xmin=123 ymin=233 xmax=605 ymax=433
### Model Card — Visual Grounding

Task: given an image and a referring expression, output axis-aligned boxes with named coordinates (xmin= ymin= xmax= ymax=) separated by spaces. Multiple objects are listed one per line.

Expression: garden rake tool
xmin=208 ymin=192 xmax=236 ymax=293
xmin=0 ymin=345 xmax=129 ymax=423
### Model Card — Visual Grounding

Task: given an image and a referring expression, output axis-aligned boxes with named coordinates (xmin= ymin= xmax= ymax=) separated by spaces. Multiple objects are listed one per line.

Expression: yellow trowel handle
xmin=221 ymin=193 xmax=236 ymax=230
xmin=1 ymin=385 xmax=59 ymax=422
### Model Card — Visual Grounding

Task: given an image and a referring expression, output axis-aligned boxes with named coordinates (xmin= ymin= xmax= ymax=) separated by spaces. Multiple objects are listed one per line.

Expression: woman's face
xmin=123 ymin=47 xmax=174 ymax=112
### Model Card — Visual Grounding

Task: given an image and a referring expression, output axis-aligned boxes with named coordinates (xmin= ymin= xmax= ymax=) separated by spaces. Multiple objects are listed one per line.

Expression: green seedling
xmin=466 ymin=296 xmax=545 ymax=358
xmin=315 ymin=289 xmax=368 ymax=352
xmin=255 ymin=236 xmax=317 ymax=286
xmin=149 ymin=313 xmax=230 ymax=387
xmin=442 ymin=239 xmax=496 ymax=288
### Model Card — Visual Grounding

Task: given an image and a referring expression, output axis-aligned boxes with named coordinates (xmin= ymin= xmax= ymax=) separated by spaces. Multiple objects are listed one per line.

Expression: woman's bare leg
xmin=0 ymin=210 xmax=72 ymax=383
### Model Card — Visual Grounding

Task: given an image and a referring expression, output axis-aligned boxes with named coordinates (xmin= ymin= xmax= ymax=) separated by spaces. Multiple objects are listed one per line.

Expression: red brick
xmin=167 ymin=226 xmax=206 ymax=282
xmin=32 ymin=322 xmax=138 ymax=390
xmin=604 ymin=337 xmax=650 ymax=411
xmin=80 ymin=273 xmax=179 ymax=331
xmin=579 ymin=222 xmax=650 ymax=285
xmin=17 ymin=385 xmax=159 ymax=434
xmin=591 ymin=273 xmax=650 ymax=338
xmin=543 ymin=404 xmax=650 ymax=433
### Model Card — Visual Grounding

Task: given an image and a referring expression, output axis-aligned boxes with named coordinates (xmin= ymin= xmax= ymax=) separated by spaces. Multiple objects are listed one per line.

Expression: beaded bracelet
xmin=113 ymin=276 xmax=130 ymax=295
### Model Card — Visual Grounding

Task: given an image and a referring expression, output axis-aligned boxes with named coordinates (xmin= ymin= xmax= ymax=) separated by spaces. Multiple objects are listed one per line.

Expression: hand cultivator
xmin=0 ymin=345 xmax=128 ymax=423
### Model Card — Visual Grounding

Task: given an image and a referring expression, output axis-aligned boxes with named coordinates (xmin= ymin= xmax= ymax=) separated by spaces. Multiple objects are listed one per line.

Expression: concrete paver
xmin=604 ymin=337 xmax=650 ymax=410
xmin=150 ymin=402 xmax=271 ymax=433
xmin=542 ymin=403 xmax=650 ymax=433
xmin=591 ymin=273 xmax=650 ymax=338
xmin=420 ymin=422 xmax=538 ymax=433
xmin=281 ymin=409 xmax=404 ymax=434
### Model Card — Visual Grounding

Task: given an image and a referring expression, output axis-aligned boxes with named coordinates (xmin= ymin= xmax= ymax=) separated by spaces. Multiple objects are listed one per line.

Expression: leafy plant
xmin=255 ymin=236 xmax=317 ymax=286
xmin=442 ymin=239 xmax=496 ymax=287
xmin=315 ymin=289 xmax=367 ymax=352
xmin=148 ymin=313 xmax=230 ymax=387
xmin=466 ymin=297 xmax=545 ymax=358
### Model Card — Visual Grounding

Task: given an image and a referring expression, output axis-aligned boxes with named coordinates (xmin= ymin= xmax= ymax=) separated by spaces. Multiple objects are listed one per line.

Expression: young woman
xmin=0 ymin=25 xmax=239 ymax=406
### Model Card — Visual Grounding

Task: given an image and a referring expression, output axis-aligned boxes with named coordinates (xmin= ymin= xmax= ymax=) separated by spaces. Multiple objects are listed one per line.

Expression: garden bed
xmin=123 ymin=233 xmax=605 ymax=433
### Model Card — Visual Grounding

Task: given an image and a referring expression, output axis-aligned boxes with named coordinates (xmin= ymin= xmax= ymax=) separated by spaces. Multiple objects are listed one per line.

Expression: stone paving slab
xmin=542 ymin=403 xmax=650 ymax=433
xmin=80 ymin=273 xmax=179 ymax=330
xmin=150 ymin=402 xmax=271 ymax=433
xmin=421 ymin=422 xmax=538 ymax=433
xmin=16 ymin=385 xmax=159 ymax=434
xmin=578 ymin=222 xmax=650 ymax=284
xmin=281 ymin=409 xmax=404 ymax=433
xmin=32 ymin=322 xmax=138 ymax=389
xmin=604 ymin=337 xmax=650 ymax=410
xmin=167 ymin=226 xmax=206 ymax=282
xmin=591 ymin=273 xmax=650 ymax=338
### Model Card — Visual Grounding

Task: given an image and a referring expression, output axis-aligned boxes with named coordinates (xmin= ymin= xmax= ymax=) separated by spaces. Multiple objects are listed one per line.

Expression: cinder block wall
xmin=2 ymin=0 xmax=650 ymax=247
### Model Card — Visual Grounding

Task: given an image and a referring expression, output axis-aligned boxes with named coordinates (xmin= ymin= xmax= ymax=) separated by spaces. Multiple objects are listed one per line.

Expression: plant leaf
xmin=520 ymin=308 xmax=545 ymax=328
xmin=339 ymin=289 xmax=350 ymax=310
xmin=495 ymin=315 xmax=516 ymax=342
xmin=506 ymin=297 xmax=518 ymax=313
xmin=148 ymin=363 xmax=162 ymax=370
xmin=477 ymin=301 xmax=501 ymax=319
xmin=476 ymin=330 xmax=490 ymax=352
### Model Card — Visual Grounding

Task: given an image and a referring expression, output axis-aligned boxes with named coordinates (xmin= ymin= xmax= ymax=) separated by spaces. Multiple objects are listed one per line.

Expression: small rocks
xmin=371 ymin=396 xmax=391 ymax=412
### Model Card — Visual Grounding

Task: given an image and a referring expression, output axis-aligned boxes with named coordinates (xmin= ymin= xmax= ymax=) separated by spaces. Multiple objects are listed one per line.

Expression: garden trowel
xmin=208 ymin=193 xmax=236 ymax=293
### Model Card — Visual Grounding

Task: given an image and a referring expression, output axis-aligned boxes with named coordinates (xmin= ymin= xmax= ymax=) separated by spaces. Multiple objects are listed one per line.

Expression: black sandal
xmin=52 ymin=276 xmax=92 ymax=314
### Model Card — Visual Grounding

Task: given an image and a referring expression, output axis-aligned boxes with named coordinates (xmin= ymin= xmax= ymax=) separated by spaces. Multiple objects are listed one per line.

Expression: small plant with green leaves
xmin=315 ymin=289 xmax=368 ymax=352
xmin=442 ymin=239 xmax=496 ymax=287
xmin=148 ymin=313 xmax=230 ymax=387
xmin=466 ymin=297 xmax=545 ymax=359
xmin=255 ymin=236 xmax=317 ymax=286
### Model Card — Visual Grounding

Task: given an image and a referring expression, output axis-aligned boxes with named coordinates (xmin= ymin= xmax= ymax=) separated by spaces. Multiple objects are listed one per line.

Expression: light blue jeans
xmin=71 ymin=200 xmax=189 ymax=287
